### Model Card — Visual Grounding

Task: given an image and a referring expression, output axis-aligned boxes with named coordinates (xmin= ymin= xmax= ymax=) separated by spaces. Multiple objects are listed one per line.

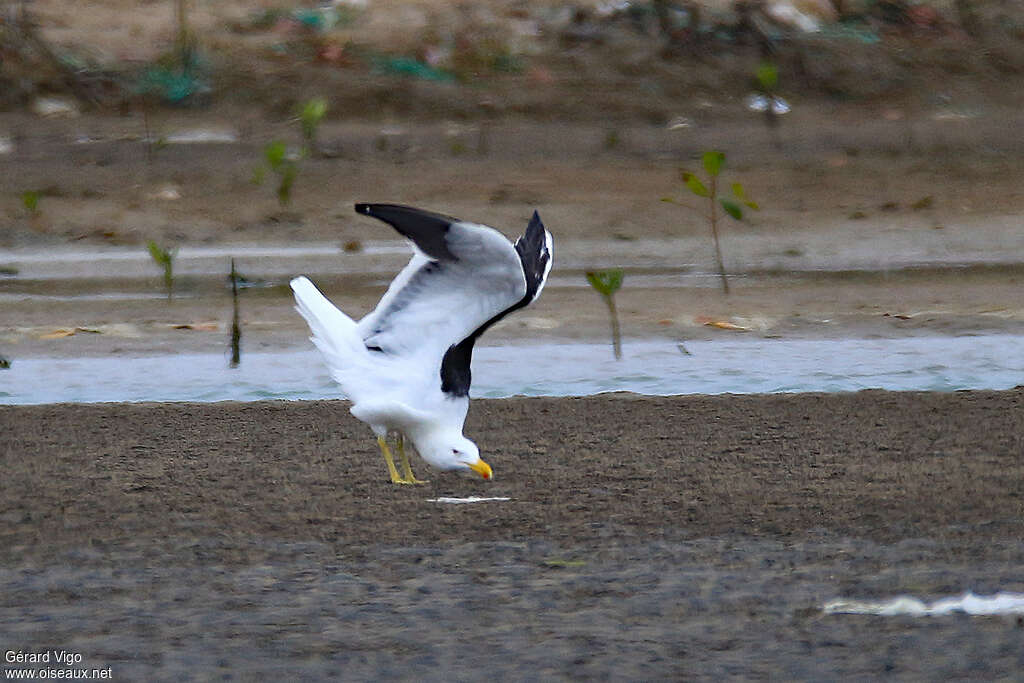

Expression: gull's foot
xmin=378 ymin=436 xmax=404 ymax=484
xmin=392 ymin=473 xmax=429 ymax=485
xmin=389 ymin=471 xmax=425 ymax=485
xmin=396 ymin=437 xmax=428 ymax=485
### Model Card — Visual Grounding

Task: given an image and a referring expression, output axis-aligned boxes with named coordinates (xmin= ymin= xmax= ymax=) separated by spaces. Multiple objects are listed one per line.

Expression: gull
xmin=291 ymin=203 xmax=553 ymax=484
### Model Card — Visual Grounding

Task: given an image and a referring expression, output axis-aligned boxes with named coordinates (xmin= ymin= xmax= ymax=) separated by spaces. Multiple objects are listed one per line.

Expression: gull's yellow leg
xmin=377 ymin=435 xmax=403 ymax=484
xmin=398 ymin=436 xmax=428 ymax=485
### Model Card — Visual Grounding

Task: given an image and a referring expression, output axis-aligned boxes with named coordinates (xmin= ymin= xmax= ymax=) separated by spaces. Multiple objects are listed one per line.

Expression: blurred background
xmin=2 ymin=0 xmax=1024 ymax=399
xmin=3 ymin=0 xmax=1024 ymax=240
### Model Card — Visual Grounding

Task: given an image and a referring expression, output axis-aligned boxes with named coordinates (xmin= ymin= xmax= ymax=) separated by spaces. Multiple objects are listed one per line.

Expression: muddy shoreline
xmin=5 ymin=109 xmax=1024 ymax=361
xmin=2 ymin=393 xmax=1023 ymax=679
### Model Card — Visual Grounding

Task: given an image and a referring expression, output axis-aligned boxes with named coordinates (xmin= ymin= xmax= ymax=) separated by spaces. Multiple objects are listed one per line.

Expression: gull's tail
xmin=290 ymin=276 xmax=367 ymax=393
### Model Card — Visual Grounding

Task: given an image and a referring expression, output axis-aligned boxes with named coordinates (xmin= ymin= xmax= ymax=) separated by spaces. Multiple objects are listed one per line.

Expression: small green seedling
xmin=756 ymin=61 xmax=778 ymax=94
xmin=21 ymin=191 xmax=40 ymax=216
xmin=147 ymin=240 xmax=177 ymax=301
xmin=258 ymin=140 xmax=300 ymax=208
xmin=174 ymin=0 xmax=194 ymax=69
xmin=298 ymin=97 xmax=328 ymax=154
xmin=604 ymin=129 xmax=620 ymax=150
xmin=229 ymin=258 xmax=241 ymax=368
xmin=755 ymin=61 xmax=784 ymax=147
xmin=448 ymin=139 xmax=468 ymax=156
xmin=664 ymin=150 xmax=758 ymax=295
xmin=542 ymin=557 xmax=587 ymax=569
xmin=586 ymin=268 xmax=624 ymax=360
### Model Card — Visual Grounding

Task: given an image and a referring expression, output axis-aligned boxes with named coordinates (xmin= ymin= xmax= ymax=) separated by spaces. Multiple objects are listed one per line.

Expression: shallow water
xmin=0 ymin=243 xmax=409 ymax=280
xmin=2 ymin=335 xmax=1022 ymax=405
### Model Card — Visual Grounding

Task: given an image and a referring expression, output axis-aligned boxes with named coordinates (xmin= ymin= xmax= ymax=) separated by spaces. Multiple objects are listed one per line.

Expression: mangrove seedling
xmin=664 ymin=150 xmax=758 ymax=295
xmin=258 ymin=140 xmax=300 ymax=208
xmin=298 ymin=97 xmax=328 ymax=156
xmin=174 ymin=0 xmax=195 ymax=72
xmin=21 ymin=190 xmax=40 ymax=216
xmin=586 ymin=268 xmax=624 ymax=360
xmin=754 ymin=61 xmax=784 ymax=148
xmin=147 ymin=240 xmax=177 ymax=301
xmin=229 ymin=258 xmax=241 ymax=367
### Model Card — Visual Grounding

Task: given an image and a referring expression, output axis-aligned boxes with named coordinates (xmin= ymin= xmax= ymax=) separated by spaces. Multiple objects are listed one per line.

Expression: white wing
xmin=357 ymin=248 xmax=431 ymax=332
xmin=356 ymin=220 xmax=527 ymax=362
xmin=294 ymin=204 xmax=551 ymax=416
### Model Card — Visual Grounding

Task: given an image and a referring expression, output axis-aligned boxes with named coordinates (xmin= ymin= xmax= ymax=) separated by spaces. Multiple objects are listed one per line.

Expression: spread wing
xmin=438 ymin=210 xmax=552 ymax=396
xmin=354 ymin=204 xmax=529 ymax=364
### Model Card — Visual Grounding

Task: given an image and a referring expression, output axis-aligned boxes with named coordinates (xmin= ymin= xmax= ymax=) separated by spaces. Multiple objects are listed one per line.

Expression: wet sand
xmin=2 ymin=393 xmax=1023 ymax=679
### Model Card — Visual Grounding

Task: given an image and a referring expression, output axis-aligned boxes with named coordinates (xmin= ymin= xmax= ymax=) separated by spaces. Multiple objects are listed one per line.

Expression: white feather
xmin=290 ymin=208 xmax=552 ymax=477
xmin=290 ymin=276 xmax=450 ymax=422
xmin=357 ymin=222 xmax=527 ymax=361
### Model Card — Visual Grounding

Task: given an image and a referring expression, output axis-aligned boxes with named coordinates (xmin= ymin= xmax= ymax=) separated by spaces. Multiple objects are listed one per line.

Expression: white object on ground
xmin=32 ymin=97 xmax=79 ymax=118
xmin=163 ymin=129 xmax=239 ymax=144
xmin=746 ymin=94 xmax=791 ymax=115
xmin=766 ymin=0 xmax=835 ymax=32
xmin=427 ymin=497 xmax=512 ymax=504
xmin=824 ymin=592 xmax=1024 ymax=616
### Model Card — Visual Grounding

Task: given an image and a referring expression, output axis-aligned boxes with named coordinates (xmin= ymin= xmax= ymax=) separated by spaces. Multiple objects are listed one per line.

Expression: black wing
xmin=354 ymin=203 xmax=460 ymax=261
xmin=514 ymin=211 xmax=553 ymax=307
xmin=440 ymin=210 xmax=552 ymax=397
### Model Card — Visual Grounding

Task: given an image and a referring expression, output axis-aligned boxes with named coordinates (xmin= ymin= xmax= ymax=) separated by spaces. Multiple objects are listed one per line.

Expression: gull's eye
xmin=451 ymin=448 xmax=460 ymax=455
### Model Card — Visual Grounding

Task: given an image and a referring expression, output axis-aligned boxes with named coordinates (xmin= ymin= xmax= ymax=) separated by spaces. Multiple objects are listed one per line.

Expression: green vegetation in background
xmin=586 ymin=268 xmax=625 ymax=360
xmin=664 ymin=151 xmax=759 ymax=295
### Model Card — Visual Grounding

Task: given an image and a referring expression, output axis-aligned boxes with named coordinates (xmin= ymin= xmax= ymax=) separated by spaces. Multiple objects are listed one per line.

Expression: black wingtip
xmin=526 ymin=211 xmax=547 ymax=243
xmin=353 ymin=203 xmax=460 ymax=262
xmin=514 ymin=209 xmax=551 ymax=306
xmin=523 ymin=210 xmax=547 ymax=246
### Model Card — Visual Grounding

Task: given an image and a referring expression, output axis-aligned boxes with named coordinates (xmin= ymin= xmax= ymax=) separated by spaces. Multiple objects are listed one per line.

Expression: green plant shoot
xmin=229 ymin=258 xmax=241 ymax=368
xmin=755 ymin=61 xmax=783 ymax=146
xmin=21 ymin=191 xmax=40 ymax=216
xmin=586 ymin=268 xmax=624 ymax=360
xmin=669 ymin=151 xmax=758 ymax=295
xmin=298 ymin=97 xmax=328 ymax=151
xmin=264 ymin=140 xmax=287 ymax=169
xmin=756 ymin=62 xmax=779 ymax=92
xmin=261 ymin=141 xmax=300 ymax=208
xmin=147 ymin=240 xmax=177 ymax=301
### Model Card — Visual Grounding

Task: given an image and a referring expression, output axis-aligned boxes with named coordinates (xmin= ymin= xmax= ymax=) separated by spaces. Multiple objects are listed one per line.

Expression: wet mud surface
xmin=2 ymin=392 xmax=1023 ymax=679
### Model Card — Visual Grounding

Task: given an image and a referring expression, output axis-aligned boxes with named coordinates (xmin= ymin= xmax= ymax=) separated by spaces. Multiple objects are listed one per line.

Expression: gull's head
xmin=420 ymin=433 xmax=492 ymax=480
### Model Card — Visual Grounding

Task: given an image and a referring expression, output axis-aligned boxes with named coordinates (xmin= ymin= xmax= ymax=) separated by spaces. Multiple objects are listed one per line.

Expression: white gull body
xmin=291 ymin=203 xmax=553 ymax=483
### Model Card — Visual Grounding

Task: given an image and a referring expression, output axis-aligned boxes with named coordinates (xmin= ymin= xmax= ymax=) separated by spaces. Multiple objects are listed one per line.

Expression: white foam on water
xmin=823 ymin=592 xmax=1024 ymax=616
